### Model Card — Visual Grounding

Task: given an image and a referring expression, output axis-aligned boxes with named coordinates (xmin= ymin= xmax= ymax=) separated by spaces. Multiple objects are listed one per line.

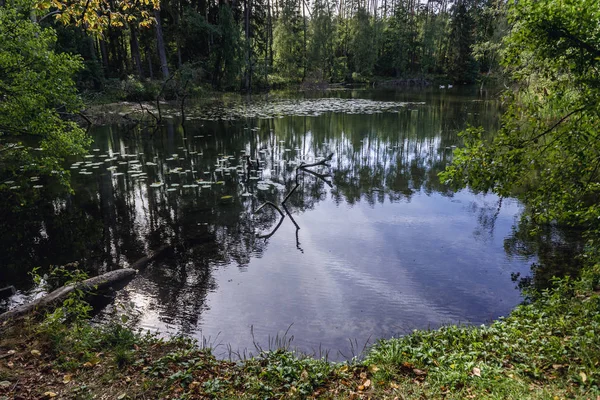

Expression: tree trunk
xmin=302 ymin=0 xmax=307 ymax=81
xmin=244 ymin=0 xmax=252 ymax=91
xmin=154 ymin=8 xmax=170 ymax=79
xmin=130 ymin=26 xmax=145 ymax=79
xmin=99 ymin=39 xmax=110 ymax=76
xmin=146 ymin=46 xmax=154 ymax=79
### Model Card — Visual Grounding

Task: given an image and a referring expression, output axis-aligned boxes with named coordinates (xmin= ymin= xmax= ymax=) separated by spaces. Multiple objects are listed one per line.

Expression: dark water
xmin=2 ymin=87 xmax=534 ymax=359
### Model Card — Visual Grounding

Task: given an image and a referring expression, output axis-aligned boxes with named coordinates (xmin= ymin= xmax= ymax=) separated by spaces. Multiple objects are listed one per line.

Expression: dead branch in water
xmin=254 ymin=153 xmax=334 ymax=241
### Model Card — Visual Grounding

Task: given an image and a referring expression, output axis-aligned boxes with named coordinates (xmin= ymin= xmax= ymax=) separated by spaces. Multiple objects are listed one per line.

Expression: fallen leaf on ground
xmin=472 ymin=367 xmax=481 ymax=377
xmin=30 ymin=349 xmax=41 ymax=356
xmin=580 ymin=371 xmax=587 ymax=382
xmin=363 ymin=379 xmax=371 ymax=388
xmin=43 ymin=392 xmax=57 ymax=398
xmin=413 ymin=368 xmax=427 ymax=376
xmin=63 ymin=374 xmax=72 ymax=384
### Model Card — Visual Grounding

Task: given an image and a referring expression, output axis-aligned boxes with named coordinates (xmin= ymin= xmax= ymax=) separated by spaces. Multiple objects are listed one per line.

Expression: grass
xmin=1 ymin=264 xmax=600 ymax=399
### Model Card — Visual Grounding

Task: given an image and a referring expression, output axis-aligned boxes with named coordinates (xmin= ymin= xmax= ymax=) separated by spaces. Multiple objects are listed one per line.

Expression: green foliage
xmin=0 ymin=3 xmax=90 ymax=192
xmin=367 ymin=266 xmax=600 ymax=396
xmin=273 ymin=0 xmax=304 ymax=81
xmin=29 ymin=264 xmax=93 ymax=339
xmin=213 ymin=4 xmax=242 ymax=89
xmin=447 ymin=1 xmax=479 ymax=83
xmin=348 ymin=8 xmax=376 ymax=77
xmin=441 ymin=0 xmax=600 ymax=237
xmin=307 ymin=0 xmax=335 ymax=80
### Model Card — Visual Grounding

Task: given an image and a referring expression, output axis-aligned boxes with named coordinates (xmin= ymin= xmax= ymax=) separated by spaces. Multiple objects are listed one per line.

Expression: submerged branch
xmin=254 ymin=152 xmax=334 ymax=243
xmin=255 ymin=201 xmax=284 ymax=217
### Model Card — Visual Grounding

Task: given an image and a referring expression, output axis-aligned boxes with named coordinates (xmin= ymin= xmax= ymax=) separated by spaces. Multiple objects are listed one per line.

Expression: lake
xmin=1 ymin=87 xmax=533 ymax=360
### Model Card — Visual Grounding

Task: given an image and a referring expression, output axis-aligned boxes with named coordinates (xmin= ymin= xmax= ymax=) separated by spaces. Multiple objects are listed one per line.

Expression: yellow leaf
xmin=63 ymin=374 xmax=72 ymax=384
xmin=83 ymin=361 xmax=93 ymax=368
xmin=339 ymin=365 xmax=349 ymax=372
xmin=580 ymin=371 xmax=587 ymax=382
xmin=363 ymin=379 xmax=371 ymax=388
xmin=44 ymin=392 xmax=57 ymax=398
xmin=31 ymin=349 xmax=41 ymax=356
xmin=369 ymin=365 xmax=379 ymax=372
xmin=389 ymin=382 xmax=399 ymax=389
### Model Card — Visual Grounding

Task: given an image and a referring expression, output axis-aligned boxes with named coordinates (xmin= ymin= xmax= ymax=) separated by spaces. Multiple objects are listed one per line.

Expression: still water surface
xmin=10 ymin=88 xmax=534 ymax=359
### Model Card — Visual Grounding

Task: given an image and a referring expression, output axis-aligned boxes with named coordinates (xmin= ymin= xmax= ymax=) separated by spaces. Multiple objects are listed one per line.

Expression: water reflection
xmin=2 ymin=89 xmax=535 ymax=359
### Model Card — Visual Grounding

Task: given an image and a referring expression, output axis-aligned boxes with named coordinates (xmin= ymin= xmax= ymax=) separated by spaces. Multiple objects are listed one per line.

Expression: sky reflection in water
xmin=27 ymin=88 xmax=535 ymax=359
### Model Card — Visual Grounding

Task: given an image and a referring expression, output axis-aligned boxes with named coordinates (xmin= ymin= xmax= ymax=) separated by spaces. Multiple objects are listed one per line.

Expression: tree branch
xmin=526 ymin=106 xmax=588 ymax=144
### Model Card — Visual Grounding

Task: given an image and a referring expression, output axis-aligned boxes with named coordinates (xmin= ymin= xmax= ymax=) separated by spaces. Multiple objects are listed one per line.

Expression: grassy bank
xmin=1 ymin=263 xmax=600 ymax=399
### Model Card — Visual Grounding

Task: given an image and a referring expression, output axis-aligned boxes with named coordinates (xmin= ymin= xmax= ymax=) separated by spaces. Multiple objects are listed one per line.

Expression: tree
xmin=441 ymin=0 xmax=600 ymax=240
xmin=212 ymin=4 xmax=242 ymax=89
xmin=307 ymin=0 xmax=335 ymax=80
xmin=446 ymin=0 xmax=478 ymax=83
xmin=349 ymin=7 xmax=375 ymax=77
xmin=273 ymin=0 xmax=303 ymax=80
xmin=0 ymin=3 xmax=89 ymax=191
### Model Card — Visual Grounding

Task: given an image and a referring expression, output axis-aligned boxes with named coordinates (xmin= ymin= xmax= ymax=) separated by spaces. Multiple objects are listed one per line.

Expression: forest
xmin=32 ymin=0 xmax=504 ymax=92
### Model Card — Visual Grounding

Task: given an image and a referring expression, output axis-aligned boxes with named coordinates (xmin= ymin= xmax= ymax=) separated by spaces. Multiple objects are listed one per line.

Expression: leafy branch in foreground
xmin=441 ymin=0 xmax=600 ymax=237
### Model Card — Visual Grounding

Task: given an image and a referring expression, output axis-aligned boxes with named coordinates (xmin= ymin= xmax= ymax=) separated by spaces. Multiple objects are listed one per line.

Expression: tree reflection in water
xmin=2 ymin=90 xmax=561 ymax=356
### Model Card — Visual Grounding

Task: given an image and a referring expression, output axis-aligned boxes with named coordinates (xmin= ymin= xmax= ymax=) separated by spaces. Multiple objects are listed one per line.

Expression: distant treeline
xmin=48 ymin=0 xmax=506 ymax=92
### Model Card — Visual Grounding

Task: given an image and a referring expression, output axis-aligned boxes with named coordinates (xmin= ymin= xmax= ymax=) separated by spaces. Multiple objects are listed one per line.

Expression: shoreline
xmin=1 ymin=263 xmax=597 ymax=399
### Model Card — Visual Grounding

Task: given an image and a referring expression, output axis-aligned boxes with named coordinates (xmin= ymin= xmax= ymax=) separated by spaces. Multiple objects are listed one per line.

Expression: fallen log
xmin=0 ymin=268 xmax=137 ymax=323
xmin=130 ymin=244 xmax=171 ymax=270
xmin=0 ymin=285 xmax=16 ymax=300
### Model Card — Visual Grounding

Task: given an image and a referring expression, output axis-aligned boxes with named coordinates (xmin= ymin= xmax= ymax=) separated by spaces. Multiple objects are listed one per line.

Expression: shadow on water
xmin=0 ymin=87 xmax=584 ymax=359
